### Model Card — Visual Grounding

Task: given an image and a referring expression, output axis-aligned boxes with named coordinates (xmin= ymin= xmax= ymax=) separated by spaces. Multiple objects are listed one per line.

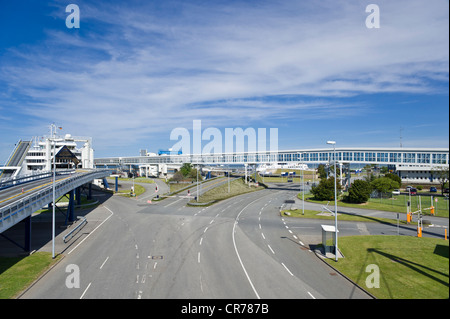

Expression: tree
xmin=180 ymin=163 xmax=192 ymax=177
xmin=317 ymin=164 xmax=327 ymax=180
xmin=311 ymin=177 xmax=341 ymax=201
xmin=384 ymin=173 xmax=401 ymax=186
xmin=345 ymin=180 xmax=372 ymax=203
xmin=371 ymin=177 xmax=400 ymax=197
xmin=432 ymin=166 xmax=449 ymax=195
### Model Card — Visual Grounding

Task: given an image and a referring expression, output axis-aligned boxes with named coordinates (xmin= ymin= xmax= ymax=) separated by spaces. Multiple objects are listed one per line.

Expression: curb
xmin=15 ymin=253 xmax=66 ymax=299
xmin=313 ymin=249 xmax=377 ymax=299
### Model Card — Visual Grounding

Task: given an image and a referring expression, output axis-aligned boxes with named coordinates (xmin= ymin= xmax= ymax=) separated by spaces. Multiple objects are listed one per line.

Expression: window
xmin=377 ymin=152 xmax=388 ymax=162
xmin=403 ymin=153 xmax=416 ymax=163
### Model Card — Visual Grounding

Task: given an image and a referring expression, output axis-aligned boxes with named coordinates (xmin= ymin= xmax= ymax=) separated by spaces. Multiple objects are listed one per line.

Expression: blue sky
xmin=0 ymin=0 xmax=448 ymax=161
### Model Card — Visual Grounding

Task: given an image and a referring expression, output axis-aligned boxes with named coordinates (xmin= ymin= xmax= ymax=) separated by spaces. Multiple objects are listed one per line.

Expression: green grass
xmin=190 ymin=178 xmax=263 ymax=204
xmin=117 ymin=184 xmax=146 ymax=197
xmin=0 ymin=252 xmax=62 ymax=299
xmin=325 ymin=236 xmax=449 ymax=299
xmin=282 ymin=209 xmax=409 ymax=225
xmin=304 ymin=194 xmax=449 ymax=218
xmin=107 ymin=177 xmax=155 ymax=184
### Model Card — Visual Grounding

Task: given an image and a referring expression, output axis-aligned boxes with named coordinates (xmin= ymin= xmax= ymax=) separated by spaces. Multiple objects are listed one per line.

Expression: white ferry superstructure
xmin=0 ymin=126 xmax=94 ymax=180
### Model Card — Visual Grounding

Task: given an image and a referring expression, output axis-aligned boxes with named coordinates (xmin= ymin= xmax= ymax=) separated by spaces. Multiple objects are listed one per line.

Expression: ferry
xmin=0 ymin=125 xmax=94 ymax=180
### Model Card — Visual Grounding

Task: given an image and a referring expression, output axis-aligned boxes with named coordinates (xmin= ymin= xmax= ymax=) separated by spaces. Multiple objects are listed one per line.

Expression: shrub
xmin=345 ymin=180 xmax=372 ymax=203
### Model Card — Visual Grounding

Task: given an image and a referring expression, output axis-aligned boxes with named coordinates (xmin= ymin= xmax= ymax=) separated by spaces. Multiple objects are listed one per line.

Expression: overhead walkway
xmin=0 ymin=140 xmax=32 ymax=180
xmin=0 ymin=168 xmax=112 ymax=250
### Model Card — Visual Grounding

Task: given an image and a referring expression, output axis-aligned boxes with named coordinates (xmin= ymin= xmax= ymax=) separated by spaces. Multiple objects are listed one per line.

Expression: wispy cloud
xmin=0 ymin=0 xmax=448 ymax=157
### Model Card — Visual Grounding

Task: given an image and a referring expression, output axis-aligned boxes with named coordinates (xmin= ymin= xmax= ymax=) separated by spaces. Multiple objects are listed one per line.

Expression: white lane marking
xmin=198 ymin=252 xmax=201 ymax=263
xmin=199 ymin=237 xmax=203 ymax=245
xmin=261 ymin=233 xmax=265 ymax=240
xmin=282 ymin=263 xmax=294 ymax=276
xmin=80 ymin=282 xmax=91 ymax=299
xmin=308 ymin=291 xmax=316 ymax=299
xmin=153 ymin=262 xmax=157 ymax=269
xmin=267 ymin=244 xmax=275 ymax=254
xmin=68 ymin=206 xmax=114 ymax=255
xmin=204 ymin=227 xmax=208 ymax=233
xmin=233 ymin=198 xmax=265 ymax=299
xmin=100 ymin=256 xmax=109 ymax=269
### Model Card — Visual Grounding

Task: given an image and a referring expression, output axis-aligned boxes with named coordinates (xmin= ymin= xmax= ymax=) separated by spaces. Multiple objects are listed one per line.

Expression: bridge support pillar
xmin=76 ymin=187 xmax=81 ymax=205
xmin=87 ymin=183 xmax=92 ymax=200
xmin=24 ymin=215 xmax=32 ymax=252
xmin=68 ymin=189 xmax=75 ymax=223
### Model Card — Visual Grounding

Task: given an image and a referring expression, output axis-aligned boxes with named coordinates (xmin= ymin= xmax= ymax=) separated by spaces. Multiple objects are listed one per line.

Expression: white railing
xmin=0 ymin=169 xmax=111 ymax=233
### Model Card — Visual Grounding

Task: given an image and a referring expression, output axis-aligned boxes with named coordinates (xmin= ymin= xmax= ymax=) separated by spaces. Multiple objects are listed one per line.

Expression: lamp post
xmin=327 ymin=141 xmax=338 ymax=262
xmin=297 ymin=152 xmax=304 ymax=215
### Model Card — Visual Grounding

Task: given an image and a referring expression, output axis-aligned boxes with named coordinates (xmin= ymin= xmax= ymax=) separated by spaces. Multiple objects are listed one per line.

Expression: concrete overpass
xmin=0 ymin=168 xmax=112 ymax=251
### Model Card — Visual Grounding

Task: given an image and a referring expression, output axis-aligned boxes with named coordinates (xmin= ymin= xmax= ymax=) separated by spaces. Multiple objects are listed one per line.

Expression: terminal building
xmin=94 ymin=147 xmax=449 ymax=184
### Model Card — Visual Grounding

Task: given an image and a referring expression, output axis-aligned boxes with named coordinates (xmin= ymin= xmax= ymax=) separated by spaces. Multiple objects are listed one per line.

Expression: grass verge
xmin=0 ymin=252 xmax=62 ymax=299
xmin=325 ymin=235 xmax=449 ymax=299
xmin=189 ymin=178 xmax=263 ymax=205
xmin=281 ymin=209 xmax=409 ymax=225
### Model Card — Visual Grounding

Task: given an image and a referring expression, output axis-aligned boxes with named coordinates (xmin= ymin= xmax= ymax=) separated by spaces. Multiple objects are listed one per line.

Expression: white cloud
xmin=0 ymin=0 xmax=448 ymax=156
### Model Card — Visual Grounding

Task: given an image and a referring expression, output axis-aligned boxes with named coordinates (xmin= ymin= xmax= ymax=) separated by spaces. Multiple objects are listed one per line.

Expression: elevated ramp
xmin=0 ymin=140 xmax=32 ymax=180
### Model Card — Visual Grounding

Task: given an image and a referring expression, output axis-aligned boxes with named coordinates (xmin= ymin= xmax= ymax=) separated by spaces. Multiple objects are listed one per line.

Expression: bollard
xmin=417 ymin=226 xmax=422 ymax=238
xmin=430 ymin=206 xmax=435 ymax=215
xmin=445 ymin=229 xmax=447 ymax=241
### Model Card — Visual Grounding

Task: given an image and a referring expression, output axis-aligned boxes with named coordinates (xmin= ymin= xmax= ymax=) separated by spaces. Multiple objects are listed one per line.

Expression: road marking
xmin=308 ymin=291 xmax=316 ymax=299
xmin=233 ymin=197 xmax=268 ymax=299
xmin=199 ymin=237 xmax=203 ymax=245
xmin=80 ymin=282 xmax=91 ymax=299
xmin=261 ymin=233 xmax=265 ymax=240
xmin=209 ymin=219 xmax=214 ymax=224
xmin=267 ymin=244 xmax=275 ymax=254
xmin=154 ymin=262 xmax=157 ymax=269
xmin=288 ymin=230 xmax=293 ymax=234
xmin=259 ymin=224 xmax=261 ymax=229
xmin=100 ymin=256 xmax=109 ymax=269
xmin=68 ymin=206 xmax=114 ymax=255
xmin=204 ymin=227 xmax=208 ymax=233
xmin=282 ymin=263 xmax=294 ymax=276
xmin=198 ymin=252 xmax=201 ymax=263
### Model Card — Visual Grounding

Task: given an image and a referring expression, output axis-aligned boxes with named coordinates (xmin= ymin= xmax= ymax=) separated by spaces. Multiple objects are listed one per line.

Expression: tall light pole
xmin=297 ymin=152 xmax=304 ymax=215
xmin=327 ymin=140 xmax=338 ymax=262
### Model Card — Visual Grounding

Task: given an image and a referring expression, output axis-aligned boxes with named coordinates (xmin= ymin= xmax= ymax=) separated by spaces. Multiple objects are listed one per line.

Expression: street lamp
xmin=327 ymin=140 xmax=338 ymax=262
xmin=297 ymin=152 xmax=304 ymax=215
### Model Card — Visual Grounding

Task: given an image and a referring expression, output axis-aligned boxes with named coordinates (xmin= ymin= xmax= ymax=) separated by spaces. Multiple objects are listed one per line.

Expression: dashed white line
xmin=199 ymin=237 xmax=203 ymax=245
xmin=80 ymin=282 xmax=91 ymax=299
xmin=198 ymin=252 xmax=201 ymax=263
xmin=204 ymin=227 xmax=208 ymax=233
xmin=308 ymin=291 xmax=316 ymax=299
xmin=100 ymin=256 xmax=109 ymax=269
xmin=267 ymin=244 xmax=275 ymax=254
xmin=281 ymin=263 xmax=294 ymax=276
xmin=261 ymin=233 xmax=266 ymax=240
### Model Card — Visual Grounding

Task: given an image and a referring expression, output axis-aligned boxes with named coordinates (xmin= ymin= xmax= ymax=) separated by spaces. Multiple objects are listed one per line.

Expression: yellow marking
xmin=0 ymin=176 xmax=72 ymax=204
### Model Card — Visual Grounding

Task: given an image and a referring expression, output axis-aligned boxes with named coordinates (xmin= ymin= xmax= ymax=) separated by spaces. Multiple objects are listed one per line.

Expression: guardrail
xmin=63 ymin=216 xmax=87 ymax=243
xmin=0 ymin=169 xmax=111 ymax=233
xmin=0 ymin=169 xmax=76 ymax=190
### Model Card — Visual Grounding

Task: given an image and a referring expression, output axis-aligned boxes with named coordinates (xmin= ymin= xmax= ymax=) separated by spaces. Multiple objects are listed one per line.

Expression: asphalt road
xmin=15 ymin=180 xmax=448 ymax=300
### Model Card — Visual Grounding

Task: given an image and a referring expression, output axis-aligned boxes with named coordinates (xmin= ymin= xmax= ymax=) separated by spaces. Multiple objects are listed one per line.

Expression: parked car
xmin=444 ymin=188 xmax=449 ymax=194
xmin=430 ymin=187 xmax=437 ymax=192
xmin=392 ymin=189 xmax=400 ymax=195
xmin=409 ymin=188 xmax=417 ymax=195
xmin=406 ymin=186 xmax=413 ymax=191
